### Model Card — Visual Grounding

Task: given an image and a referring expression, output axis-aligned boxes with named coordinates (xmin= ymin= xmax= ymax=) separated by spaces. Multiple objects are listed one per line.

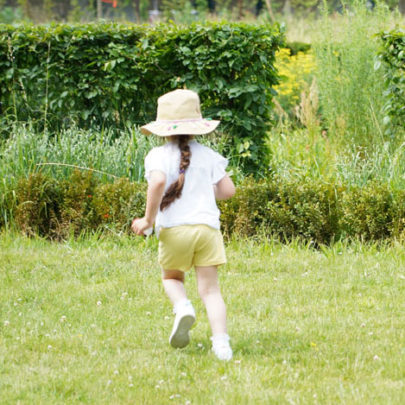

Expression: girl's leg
xmin=162 ymin=269 xmax=187 ymax=305
xmin=162 ymin=269 xmax=195 ymax=349
xmin=195 ymin=265 xmax=232 ymax=360
xmin=195 ymin=266 xmax=227 ymax=335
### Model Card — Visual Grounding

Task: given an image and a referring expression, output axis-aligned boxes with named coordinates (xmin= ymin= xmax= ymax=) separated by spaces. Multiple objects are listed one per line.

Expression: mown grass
xmin=0 ymin=233 xmax=404 ymax=404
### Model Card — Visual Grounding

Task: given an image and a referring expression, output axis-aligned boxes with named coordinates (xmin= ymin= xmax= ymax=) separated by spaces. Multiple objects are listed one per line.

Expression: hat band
xmin=152 ymin=118 xmax=209 ymax=124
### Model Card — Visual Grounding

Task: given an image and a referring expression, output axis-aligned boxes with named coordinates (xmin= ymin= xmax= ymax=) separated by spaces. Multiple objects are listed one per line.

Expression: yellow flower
xmin=274 ymin=48 xmax=316 ymax=109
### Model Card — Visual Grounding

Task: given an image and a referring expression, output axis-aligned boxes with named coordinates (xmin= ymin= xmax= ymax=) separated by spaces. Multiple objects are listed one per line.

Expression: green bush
xmin=59 ymin=170 xmax=99 ymax=236
xmin=219 ymin=177 xmax=341 ymax=244
xmin=220 ymin=177 xmax=404 ymax=243
xmin=377 ymin=28 xmax=405 ymax=136
xmin=14 ymin=172 xmax=62 ymax=237
xmin=393 ymin=190 xmax=405 ymax=239
xmin=340 ymin=182 xmax=404 ymax=240
xmin=5 ymin=173 xmax=404 ymax=243
xmin=11 ymin=171 xmax=146 ymax=239
xmin=91 ymin=178 xmax=146 ymax=231
xmin=0 ymin=22 xmax=283 ymax=173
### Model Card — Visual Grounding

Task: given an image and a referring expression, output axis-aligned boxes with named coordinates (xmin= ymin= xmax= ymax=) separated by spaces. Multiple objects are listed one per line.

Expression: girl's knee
xmin=162 ymin=269 xmax=185 ymax=282
xmin=196 ymin=266 xmax=220 ymax=298
xmin=197 ymin=281 xmax=220 ymax=299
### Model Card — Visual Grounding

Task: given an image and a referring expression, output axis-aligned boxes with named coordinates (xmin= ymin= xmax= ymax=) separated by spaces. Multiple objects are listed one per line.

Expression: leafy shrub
xmin=92 ymin=178 xmax=146 ymax=231
xmin=392 ymin=190 xmax=405 ymax=240
xmin=219 ymin=177 xmax=275 ymax=237
xmin=0 ymin=22 xmax=283 ymax=173
xmin=376 ymin=28 xmax=405 ymax=136
xmin=340 ymin=182 xmax=403 ymax=241
xmin=219 ymin=176 xmax=341 ymax=244
xmin=11 ymin=171 xmax=147 ymax=239
xmin=266 ymin=178 xmax=341 ymax=243
xmin=219 ymin=176 xmax=403 ymax=243
xmin=14 ymin=172 xmax=62 ymax=237
xmin=59 ymin=170 xmax=99 ymax=236
xmin=5 ymin=173 xmax=404 ymax=243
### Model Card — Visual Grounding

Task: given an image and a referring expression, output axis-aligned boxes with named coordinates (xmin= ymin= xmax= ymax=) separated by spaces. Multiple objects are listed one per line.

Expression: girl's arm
xmin=214 ymin=174 xmax=236 ymax=200
xmin=131 ymin=170 xmax=166 ymax=235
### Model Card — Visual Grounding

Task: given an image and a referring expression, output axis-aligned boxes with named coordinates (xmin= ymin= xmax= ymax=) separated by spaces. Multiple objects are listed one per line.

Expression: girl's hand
xmin=131 ymin=217 xmax=153 ymax=236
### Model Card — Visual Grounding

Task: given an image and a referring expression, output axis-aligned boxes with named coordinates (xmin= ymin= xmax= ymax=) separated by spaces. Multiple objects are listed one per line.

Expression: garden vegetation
xmin=0 ymin=2 xmax=404 ymax=243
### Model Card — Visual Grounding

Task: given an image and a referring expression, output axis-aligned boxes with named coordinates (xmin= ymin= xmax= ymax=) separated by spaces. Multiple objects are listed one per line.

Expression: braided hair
xmin=160 ymin=135 xmax=191 ymax=211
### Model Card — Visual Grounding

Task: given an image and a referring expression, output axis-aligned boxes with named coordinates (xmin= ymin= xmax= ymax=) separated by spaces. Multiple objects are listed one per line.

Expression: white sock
xmin=211 ymin=333 xmax=230 ymax=342
xmin=174 ymin=299 xmax=192 ymax=313
xmin=211 ymin=333 xmax=232 ymax=361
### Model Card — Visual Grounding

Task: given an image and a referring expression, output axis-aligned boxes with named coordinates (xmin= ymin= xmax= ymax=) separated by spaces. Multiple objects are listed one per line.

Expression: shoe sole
xmin=169 ymin=314 xmax=195 ymax=348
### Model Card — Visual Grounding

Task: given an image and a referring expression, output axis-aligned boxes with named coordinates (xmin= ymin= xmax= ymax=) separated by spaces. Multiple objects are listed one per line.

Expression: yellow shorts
xmin=158 ymin=224 xmax=226 ymax=272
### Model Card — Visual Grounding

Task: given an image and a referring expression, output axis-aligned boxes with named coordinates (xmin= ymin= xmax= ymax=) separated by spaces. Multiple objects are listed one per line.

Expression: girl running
xmin=132 ymin=89 xmax=235 ymax=360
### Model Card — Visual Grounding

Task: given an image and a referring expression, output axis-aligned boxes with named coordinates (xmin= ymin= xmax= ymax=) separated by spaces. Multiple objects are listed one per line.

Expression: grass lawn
xmin=0 ymin=233 xmax=404 ymax=404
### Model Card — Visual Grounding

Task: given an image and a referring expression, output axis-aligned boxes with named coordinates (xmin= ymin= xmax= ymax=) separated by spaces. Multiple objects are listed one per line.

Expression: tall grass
xmin=268 ymin=127 xmax=405 ymax=189
xmin=0 ymin=123 xmax=238 ymax=187
xmin=1 ymin=7 xmax=404 ymax=223
xmin=0 ymin=124 xmax=157 ymax=228
xmin=312 ymin=0 xmax=402 ymax=148
xmin=2 ymin=122 xmax=404 ymax=193
xmin=266 ymin=2 xmax=405 ymax=191
xmin=0 ymin=124 xmax=159 ymax=183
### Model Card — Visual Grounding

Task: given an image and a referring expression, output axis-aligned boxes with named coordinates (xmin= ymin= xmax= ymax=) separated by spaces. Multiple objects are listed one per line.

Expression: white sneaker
xmin=169 ymin=301 xmax=195 ymax=349
xmin=211 ymin=334 xmax=233 ymax=361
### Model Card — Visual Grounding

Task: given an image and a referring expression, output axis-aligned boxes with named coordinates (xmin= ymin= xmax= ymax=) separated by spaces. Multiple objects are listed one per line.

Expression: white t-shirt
xmin=144 ymin=140 xmax=228 ymax=234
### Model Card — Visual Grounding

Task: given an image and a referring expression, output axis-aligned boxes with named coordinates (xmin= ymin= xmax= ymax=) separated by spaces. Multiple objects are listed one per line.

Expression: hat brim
xmin=140 ymin=119 xmax=220 ymax=136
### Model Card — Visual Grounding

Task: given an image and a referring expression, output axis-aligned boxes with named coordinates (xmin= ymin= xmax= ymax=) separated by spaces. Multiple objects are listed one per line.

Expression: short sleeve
xmin=211 ymin=151 xmax=229 ymax=184
xmin=144 ymin=147 xmax=167 ymax=182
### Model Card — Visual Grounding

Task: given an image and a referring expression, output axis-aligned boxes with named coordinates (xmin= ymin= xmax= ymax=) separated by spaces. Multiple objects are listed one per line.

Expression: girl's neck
xmin=167 ymin=135 xmax=194 ymax=143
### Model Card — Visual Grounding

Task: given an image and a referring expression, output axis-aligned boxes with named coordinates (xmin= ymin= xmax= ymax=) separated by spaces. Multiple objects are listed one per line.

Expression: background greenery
xmin=0 ymin=21 xmax=283 ymax=172
xmin=1 ymin=0 xmax=404 ymax=24
xmin=0 ymin=2 xmax=404 ymax=241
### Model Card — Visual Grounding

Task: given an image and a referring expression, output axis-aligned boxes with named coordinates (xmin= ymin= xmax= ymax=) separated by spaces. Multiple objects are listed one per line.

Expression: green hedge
xmin=0 ymin=22 xmax=283 ymax=173
xmin=7 ymin=171 xmax=146 ymax=239
xmin=377 ymin=28 xmax=405 ymax=135
xmin=2 ymin=172 xmax=403 ymax=243
xmin=218 ymin=177 xmax=341 ymax=243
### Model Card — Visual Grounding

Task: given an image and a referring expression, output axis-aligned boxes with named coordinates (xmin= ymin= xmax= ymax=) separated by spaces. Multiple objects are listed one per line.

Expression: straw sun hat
xmin=140 ymin=89 xmax=220 ymax=136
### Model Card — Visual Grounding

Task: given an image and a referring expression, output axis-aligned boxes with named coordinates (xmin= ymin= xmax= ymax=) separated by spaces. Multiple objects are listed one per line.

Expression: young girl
xmin=131 ymin=89 xmax=235 ymax=361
